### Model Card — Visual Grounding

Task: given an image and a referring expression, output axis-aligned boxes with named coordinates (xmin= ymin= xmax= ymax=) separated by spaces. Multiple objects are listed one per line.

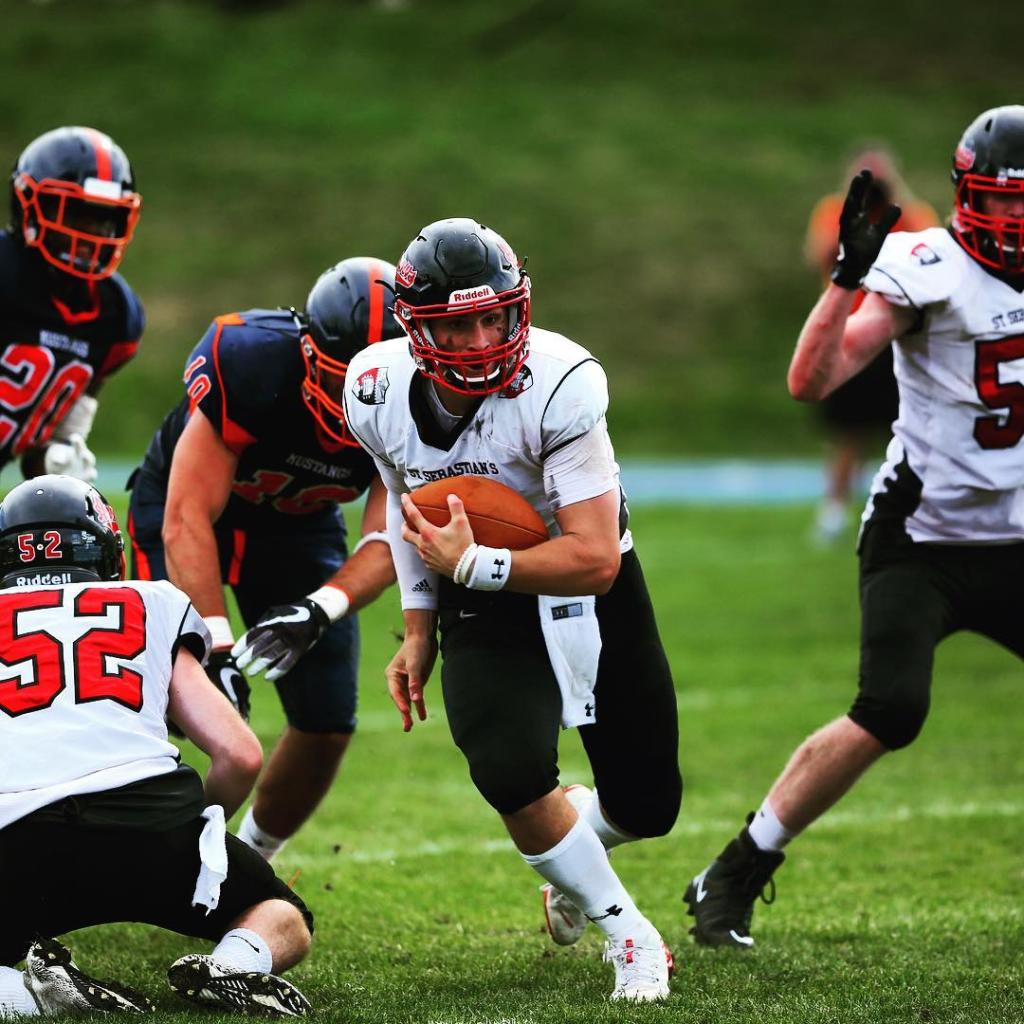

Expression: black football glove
xmin=830 ymin=169 xmax=902 ymax=290
xmin=231 ymin=598 xmax=331 ymax=682
xmin=207 ymin=649 xmax=252 ymax=721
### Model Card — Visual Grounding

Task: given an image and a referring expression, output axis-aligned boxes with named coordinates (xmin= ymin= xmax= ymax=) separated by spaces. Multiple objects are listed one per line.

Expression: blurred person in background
xmin=1 ymin=127 xmax=144 ymax=486
xmin=803 ymin=145 xmax=938 ymax=544
xmin=0 ymin=476 xmax=312 ymax=1017
xmin=127 ymin=258 xmax=399 ymax=863
xmin=344 ymin=218 xmax=681 ymax=1003
xmin=685 ymin=105 xmax=1024 ymax=948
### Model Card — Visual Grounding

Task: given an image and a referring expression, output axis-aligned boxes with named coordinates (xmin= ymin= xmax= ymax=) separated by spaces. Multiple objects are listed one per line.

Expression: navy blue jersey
xmin=138 ymin=309 xmax=377 ymax=531
xmin=0 ymin=230 xmax=144 ymax=468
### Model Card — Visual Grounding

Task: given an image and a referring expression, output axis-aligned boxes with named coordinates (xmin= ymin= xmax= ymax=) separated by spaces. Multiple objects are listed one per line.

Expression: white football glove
xmin=43 ymin=433 xmax=97 ymax=483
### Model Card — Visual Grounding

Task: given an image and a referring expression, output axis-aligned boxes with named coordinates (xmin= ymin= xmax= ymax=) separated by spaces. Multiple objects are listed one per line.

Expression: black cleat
xmin=683 ymin=816 xmax=784 ymax=948
xmin=168 ymin=954 xmax=310 ymax=1017
xmin=25 ymin=937 xmax=154 ymax=1014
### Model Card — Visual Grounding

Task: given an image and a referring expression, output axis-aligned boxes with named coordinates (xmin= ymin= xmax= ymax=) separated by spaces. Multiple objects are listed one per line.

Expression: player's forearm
xmin=322 ymin=539 xmax=395 ymax=614
xmin=504 ymin=534 xmax=620 ymax=596
xmin=788 ymin=285 xmax=860 ymax=401
xmin=402 ymin=606 xmax=438 ymax=637
xmin=163 ymin=511 xmax=228 ymax=618
xmin=203 ymin=757 xmax=260 ymax=819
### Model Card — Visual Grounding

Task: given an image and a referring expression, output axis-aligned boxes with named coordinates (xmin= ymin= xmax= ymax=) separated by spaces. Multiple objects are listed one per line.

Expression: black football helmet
xmin=299 ymin=256 xmax=403 ymax=446
xmin=0 ymin=475 xmax=125 ymax=587
xmin=951 ymin=105 xmax=1024 ymax=274
xmin=393 ymin=218 xmax=531 ymax=395
xmin=10 ymin=126 xmax=142 ymax=281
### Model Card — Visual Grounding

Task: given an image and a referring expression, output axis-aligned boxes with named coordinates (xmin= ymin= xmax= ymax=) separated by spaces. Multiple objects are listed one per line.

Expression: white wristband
xmin=204 ymin=615 xmax=235 ymax=650
xmin=309 ymin=584 xmax=351 ymax=622
xmin=352 ymin=530 xmax=390 ymax=556
xmin=466 ymin=545 xmax=512 ymax=591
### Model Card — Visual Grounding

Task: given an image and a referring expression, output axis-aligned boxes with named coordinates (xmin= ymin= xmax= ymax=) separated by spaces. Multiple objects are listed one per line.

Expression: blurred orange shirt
xmin=805 ymin=194 xmax=940 ymax=310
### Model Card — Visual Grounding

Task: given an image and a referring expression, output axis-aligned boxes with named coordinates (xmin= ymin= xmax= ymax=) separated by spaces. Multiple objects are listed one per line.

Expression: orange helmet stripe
xmin=83 ymin=127 xmax=112 ymax=181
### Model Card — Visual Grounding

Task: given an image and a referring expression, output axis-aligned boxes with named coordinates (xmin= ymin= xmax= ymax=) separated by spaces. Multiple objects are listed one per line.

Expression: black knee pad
xmin=598 ymin=768 xmax=683 ymax=838
xmin=464 ymin=747 xmax=558 ymax=816
xmin=849 ymin=693 xmax=929 ymax=751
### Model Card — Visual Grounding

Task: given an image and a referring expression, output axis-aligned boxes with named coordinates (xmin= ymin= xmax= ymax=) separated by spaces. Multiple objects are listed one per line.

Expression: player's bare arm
xmin=316 ymin=473 xmax=395 ymax=612
xmin=386 ymin=608 xmax=438 ymax=732
xmin=163 ymin=410 xmax=238 ymax=618
xmin=232 ymin=474 xmax=396 ymax=682
xmin=401 ymin=487 xmax=621 ymax=596
xmin=167 ymin=648 xmax=262 ymax=817
xmin=789 ymin=166 xmax=915 ymax=401
xmin=788 ymin=289 xmax=918 ymax=401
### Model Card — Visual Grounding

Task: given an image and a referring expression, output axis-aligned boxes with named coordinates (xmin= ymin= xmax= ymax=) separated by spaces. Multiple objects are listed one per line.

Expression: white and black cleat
xmin=167 ymin=953 xmax=310 ymax=1017
xmin=25 ymin=937 xmax=153 ymax=1014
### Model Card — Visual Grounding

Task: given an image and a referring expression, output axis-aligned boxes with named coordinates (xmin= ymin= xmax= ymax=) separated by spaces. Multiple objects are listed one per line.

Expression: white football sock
xmin=0 ymin=966 xmax=38 ymax=1016
xmin=237 ymin=807 xmax=287 ymax=862
xmin=747 ymin=797 xmax=794 ymax=852
xmin=211 ymin=929 xmax=273 ymax=974
xmin=582 ymin=790 xmax=636 ymax=851
xmin=521 ymin=818 xmax=655 ymax=945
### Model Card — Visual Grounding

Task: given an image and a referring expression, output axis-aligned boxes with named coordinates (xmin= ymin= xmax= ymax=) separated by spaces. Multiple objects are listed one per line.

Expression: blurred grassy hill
xmin=0 ymin=0 xmax=1012 ymax=459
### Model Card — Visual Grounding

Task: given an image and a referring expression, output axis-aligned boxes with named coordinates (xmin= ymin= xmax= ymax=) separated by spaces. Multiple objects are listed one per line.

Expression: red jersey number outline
xmin=232 ymin=470 xmax=361 ymax=514
xmin=0 ymin=344 xmax=94 ymax=455
xmin=0 ymin=587 xmax=147 ymax=717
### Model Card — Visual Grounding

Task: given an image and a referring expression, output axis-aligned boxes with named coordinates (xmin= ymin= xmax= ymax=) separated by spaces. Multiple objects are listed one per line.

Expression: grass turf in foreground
xmin=59 ymin=504 xmax=1024 ymax=1021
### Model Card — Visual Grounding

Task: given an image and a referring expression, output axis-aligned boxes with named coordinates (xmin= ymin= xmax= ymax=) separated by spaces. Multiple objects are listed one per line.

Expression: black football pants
xmin=851 ymin=519 xmax=1024 ymax=749
xmin=437 ymin=548 xmax=682 ymax=836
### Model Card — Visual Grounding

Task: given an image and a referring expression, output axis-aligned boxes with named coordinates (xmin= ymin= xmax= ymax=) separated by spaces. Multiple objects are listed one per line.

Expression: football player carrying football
xmin=0 ymin=127 xmax=144 ymax=484
xmin=127 ymin=258 xmax=400 ymax=862
xmin=685 ymin=105 xmax=1024 ymax=948
xmin=0 ymin=476 xmax=312 ymax=1017
xmin=343 ymin=219 xmax=682 ymax=1002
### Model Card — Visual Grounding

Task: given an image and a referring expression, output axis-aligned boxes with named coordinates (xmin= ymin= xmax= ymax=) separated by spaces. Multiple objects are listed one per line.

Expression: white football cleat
xmin=605 ymin=933 xmax=673 ymax=1003
xmin=25 ymin=938 xmax=153 ymax=1014
xmin=540 ymin=784 xmax=594 ymax=946
xmin=167 ymin=954 xmax=310 ymax=1017
xmin=541 ymin=881 xmax=588 ymax=946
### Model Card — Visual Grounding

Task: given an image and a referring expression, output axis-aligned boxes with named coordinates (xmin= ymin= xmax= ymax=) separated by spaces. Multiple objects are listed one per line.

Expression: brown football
xmin=408 ymin=476 xmax=548 ymax=550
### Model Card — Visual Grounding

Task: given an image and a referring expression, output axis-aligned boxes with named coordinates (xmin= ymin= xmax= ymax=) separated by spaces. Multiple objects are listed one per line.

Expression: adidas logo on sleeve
xmin=411 ymin=578 xmax=433 ymax=593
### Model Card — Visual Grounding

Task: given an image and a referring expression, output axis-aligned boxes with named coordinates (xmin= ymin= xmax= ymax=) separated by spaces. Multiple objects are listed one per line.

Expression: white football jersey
xmin=0 ymin=578 xmax=210 ymax=829
xmin=862 ymin=227 xmax=1024 ymax=542
xmin=343 ymin=327 xmax=621 ymax=528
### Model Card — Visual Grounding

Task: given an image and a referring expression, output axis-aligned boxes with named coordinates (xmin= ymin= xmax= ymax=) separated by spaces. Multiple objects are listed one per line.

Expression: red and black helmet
xmin=393 ymin=218 xmax=531 ymax=395
xmin=951 ymin=105 xmax=1024 ymax=275
xmin=10 ymin=126 xmax=142 ymax=281
xmin=299 ymin=257 xmax=403 ymax=446
xmin=0 ymin=475 xmax=125 ymax=587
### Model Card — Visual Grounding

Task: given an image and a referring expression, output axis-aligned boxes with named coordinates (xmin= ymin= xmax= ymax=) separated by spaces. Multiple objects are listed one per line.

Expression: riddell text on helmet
xmin=449 ymin=286 xmax=496 ymax=304
xmin=13 ymin=571 xmax=75 ymax=586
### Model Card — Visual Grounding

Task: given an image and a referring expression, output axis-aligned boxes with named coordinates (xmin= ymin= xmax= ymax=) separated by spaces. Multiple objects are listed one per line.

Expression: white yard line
xmin=301 ymin=799 xmax=1022 ymax=865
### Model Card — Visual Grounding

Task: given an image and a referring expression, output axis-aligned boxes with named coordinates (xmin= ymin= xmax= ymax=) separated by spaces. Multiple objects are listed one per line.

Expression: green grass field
xmin=4 ymin=2 xmax=1023 ymax=1017
xmin=59 ymin=502 xmax=1024 ymax=1023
